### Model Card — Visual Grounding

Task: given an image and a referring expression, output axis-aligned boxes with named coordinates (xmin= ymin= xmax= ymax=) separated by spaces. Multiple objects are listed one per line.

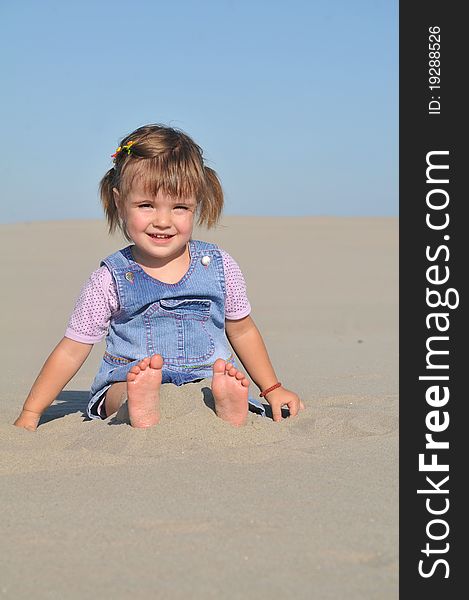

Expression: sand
xmin=0 ymin=217 xmax=398 ymax=599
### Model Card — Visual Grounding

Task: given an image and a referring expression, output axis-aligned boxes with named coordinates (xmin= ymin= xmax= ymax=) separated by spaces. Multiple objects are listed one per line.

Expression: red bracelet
xmin=259 ymin=382 xmax=282 ymax=397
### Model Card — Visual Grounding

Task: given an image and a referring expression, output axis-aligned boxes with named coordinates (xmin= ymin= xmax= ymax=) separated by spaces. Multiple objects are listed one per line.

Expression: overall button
xmin=201 ymin=256 xmax=211 ymax=266
xmin=125 ymin=271 xmax=134 ymax=283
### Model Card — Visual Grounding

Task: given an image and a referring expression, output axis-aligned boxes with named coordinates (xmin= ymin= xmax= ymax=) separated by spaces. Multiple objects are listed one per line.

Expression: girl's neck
xmin=130 ymin=243 xmax=191 ymax=284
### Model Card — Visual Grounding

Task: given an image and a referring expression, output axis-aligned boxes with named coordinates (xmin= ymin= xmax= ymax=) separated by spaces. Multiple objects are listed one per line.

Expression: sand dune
xmin=0 ymin=217 xmax=398 ymax=599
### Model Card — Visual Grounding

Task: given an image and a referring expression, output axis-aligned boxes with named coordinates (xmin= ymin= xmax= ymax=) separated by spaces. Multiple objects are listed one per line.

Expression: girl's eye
xmin=139 ymin=204 xmax=153 ymax=209
xmin=174 ymin=206 xmax=189 ymax=211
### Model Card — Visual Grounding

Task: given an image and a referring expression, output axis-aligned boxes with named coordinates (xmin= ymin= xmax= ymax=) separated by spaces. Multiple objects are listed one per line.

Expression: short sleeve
xmin=220 ymin=249 xmax=251 ymax=320
xmin=65 ymin=266 xmax=119 ymax=344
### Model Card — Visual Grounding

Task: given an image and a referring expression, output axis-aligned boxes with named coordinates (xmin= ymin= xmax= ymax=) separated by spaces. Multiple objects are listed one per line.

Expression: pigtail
xmin=99 ymin=168 xmax=119 ymax=235
xmin=198 ymin=166 xmax=224 ymax=228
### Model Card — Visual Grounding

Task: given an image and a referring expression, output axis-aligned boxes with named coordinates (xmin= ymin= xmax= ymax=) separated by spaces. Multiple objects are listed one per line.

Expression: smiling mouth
xmin=148 ymin=233 xmax=174 ymax=239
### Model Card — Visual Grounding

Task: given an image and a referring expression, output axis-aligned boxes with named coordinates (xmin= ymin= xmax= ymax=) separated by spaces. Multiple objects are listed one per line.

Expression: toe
xmin=150 ymin=354 xmax=163 ymax=369
xmin=129 ymin=365 xmax=141 ymax=375
xmin=213 ymin=358 xmax=227 ymax=375
xmin=139 ymin=357 xmax=150 ymax=369
xmin=228 ymin=367 xmax=237 ymax=377
xmin=235 ymin=371 xmax=244 ymax=380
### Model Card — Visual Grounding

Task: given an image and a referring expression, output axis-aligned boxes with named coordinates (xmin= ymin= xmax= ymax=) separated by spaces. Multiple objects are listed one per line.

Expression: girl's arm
xmin=14 ymin=337 xmax=93 ymax=431
xmin=225 ymin=315 xmax=303 ymax=421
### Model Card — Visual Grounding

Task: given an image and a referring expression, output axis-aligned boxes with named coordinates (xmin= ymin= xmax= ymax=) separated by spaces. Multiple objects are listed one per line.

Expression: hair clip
xmin=111 ymin=140 xmax=135 ymax=159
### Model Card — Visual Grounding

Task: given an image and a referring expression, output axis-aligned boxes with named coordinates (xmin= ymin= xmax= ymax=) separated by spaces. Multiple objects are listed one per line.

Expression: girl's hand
xmin=264 ymin=386 xmax=305 ymax=422
xmin=13 ymin=409 xmax=41 ymax=432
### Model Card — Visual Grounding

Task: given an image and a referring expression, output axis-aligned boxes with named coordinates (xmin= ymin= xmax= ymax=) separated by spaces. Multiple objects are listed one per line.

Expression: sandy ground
xmin=0 ymin=217 xmax=398 ymax=599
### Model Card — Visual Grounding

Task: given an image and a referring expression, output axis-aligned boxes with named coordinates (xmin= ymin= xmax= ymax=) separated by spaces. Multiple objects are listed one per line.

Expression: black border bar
xmin=400 ymin=1 xmax=465 ymax=595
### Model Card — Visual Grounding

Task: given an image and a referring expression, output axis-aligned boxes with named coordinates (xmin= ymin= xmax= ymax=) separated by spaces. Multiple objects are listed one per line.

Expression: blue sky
xmin=1 ymin=0 xmax=397 ymax=223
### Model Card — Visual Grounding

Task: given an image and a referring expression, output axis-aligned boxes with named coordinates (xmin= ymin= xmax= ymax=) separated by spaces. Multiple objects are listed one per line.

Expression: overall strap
xmin=191 ymin=239 xmax=219 ymax=255
xmin=101 ymin=247 xmax=134 ymax=272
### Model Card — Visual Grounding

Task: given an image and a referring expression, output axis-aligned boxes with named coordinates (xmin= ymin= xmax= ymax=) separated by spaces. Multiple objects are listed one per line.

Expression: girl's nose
xmin=152 ymin=209 xmax=171 ymax=228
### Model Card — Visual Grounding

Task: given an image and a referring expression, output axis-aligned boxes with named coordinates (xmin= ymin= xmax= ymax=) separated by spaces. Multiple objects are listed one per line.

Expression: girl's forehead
xmin=121 ymin=158 xmax=202 ymax=202
xmin=128 ymin=184 xmax=195 ymax=202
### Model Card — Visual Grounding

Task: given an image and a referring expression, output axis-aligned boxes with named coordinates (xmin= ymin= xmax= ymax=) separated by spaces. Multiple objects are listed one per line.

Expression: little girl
xmin=14 ymin=124 xmax=303 ymax=430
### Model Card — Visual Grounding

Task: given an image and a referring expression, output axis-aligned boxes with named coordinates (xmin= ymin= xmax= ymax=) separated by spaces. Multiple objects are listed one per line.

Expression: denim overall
xmin=87 ymin=240 xmax=265 ymax=419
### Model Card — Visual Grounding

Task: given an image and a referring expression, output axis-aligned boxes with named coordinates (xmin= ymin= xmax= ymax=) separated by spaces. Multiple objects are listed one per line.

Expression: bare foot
xmin=126 ymin=354 xmax=163 ymax=428
xmin=211 ymin=359 xmax=249 ymax=426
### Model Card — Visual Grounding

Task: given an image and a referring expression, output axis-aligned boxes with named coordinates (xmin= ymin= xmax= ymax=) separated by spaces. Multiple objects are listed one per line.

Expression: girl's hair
xmin=100 ymin=124 xmax=224 ymax=239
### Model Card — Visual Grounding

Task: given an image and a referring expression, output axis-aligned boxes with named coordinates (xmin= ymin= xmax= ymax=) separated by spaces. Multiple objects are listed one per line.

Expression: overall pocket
xmin=144 ymin=298 xmax=215 ymax=365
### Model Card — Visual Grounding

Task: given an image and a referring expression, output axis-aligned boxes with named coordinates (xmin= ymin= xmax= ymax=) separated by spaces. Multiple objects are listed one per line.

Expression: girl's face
xmin=114 ymin=183 xmax=196 ymax=267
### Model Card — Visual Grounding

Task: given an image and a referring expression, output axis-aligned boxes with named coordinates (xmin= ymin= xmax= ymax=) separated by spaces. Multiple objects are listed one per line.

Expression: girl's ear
xmin=113 ymin=188 xmax=122 ymax=216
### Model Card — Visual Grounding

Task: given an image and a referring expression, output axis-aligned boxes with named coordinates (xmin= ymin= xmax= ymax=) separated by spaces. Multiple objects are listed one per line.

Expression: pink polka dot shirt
xmin=65 ymin=249 xmax=251 ymax=344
